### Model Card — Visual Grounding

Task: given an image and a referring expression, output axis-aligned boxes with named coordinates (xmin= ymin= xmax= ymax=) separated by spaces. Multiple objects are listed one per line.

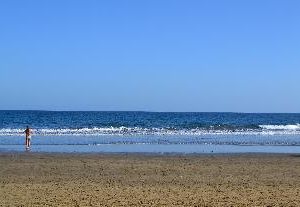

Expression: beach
xmin=1 ymin=153 xmax=300 ymax=206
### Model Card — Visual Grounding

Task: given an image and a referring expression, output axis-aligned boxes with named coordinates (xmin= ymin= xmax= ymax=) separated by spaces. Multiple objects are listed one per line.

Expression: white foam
xmin=259 ymin=124 xmax=300 ymax=131
xmin=1 ymin=126 xmax=300 ymax=136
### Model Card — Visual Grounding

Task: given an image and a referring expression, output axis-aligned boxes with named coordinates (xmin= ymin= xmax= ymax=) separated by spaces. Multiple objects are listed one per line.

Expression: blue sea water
xmin=0 ymin=111 xmax=300 ymax=153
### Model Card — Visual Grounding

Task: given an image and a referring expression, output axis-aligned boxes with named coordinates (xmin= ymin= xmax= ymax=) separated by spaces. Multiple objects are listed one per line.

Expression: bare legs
xmin=25 ymin=137 xmax=31 ymax=150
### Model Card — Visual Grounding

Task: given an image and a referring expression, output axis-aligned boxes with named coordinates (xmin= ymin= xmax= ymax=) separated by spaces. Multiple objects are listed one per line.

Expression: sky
xmin=0 ymin=0 xmax=299 ymax=112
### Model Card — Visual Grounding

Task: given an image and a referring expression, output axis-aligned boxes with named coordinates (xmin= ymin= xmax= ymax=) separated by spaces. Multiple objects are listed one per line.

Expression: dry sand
xmin=0 ymin=153 xmax=300 ymax=206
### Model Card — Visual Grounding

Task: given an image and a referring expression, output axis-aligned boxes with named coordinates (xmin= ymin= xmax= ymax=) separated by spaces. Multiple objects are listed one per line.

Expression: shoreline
xmin=1 ymin=153 xmax=300 ymax=206
xmin=1 ymin=150 xmax=300 ymax=156
xmin=2 ymin=142 xmax=300 ymax=154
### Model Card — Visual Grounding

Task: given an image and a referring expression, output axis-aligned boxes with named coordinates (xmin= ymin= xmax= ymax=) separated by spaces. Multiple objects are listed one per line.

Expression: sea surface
xmin=1 ymin=110 xmax=300 ymax=153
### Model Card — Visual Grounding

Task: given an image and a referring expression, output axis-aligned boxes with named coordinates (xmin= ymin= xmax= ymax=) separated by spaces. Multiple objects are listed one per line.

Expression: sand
xmin=0 ymin=153 xmax=300 ymax=206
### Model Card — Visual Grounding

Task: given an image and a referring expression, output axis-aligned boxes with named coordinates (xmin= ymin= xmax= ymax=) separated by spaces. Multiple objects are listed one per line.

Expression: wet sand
xmin=0 ymin=153 xmax=300 ymax=206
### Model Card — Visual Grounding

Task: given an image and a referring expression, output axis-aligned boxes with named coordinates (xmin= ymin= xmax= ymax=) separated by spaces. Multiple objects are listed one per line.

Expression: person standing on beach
xmin=24 ymin=126 xmax=32 ymax=150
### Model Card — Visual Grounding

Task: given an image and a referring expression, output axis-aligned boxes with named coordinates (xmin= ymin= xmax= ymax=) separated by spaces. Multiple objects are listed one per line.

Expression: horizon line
xmin=0 ymin=109 xmax=300 ymax=114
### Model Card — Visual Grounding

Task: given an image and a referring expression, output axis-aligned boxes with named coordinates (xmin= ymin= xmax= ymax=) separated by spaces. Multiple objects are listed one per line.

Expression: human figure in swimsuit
xmin=24 ymin=126 xmax=32 ymax=150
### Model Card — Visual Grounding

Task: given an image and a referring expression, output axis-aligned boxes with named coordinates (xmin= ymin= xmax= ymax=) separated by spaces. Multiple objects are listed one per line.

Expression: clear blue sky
xmin=0 ymin=0 xmax=299 ymax=112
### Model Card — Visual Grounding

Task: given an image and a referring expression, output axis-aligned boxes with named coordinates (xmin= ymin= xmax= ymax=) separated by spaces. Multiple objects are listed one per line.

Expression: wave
xmin=259 ymin=124 xmax=300 ymax=130
xmin=1 ymin=124 xmax=300 ymax=136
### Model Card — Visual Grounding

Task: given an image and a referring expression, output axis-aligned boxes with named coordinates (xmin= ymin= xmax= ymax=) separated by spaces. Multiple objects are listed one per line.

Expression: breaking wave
xmin=1 ymin=124 xmax=300 ymax=136
xmin=259 ymin=124 xmax=300 ymax=130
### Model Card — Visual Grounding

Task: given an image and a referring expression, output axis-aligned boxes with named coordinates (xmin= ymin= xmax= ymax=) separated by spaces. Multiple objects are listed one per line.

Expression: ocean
xmin=1 ymin=110 xmax=300 ymax=153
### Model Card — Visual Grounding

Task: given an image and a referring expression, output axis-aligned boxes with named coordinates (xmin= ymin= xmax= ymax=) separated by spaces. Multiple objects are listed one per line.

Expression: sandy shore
xmin=0 ymin=153 xmax=300 ymax=206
